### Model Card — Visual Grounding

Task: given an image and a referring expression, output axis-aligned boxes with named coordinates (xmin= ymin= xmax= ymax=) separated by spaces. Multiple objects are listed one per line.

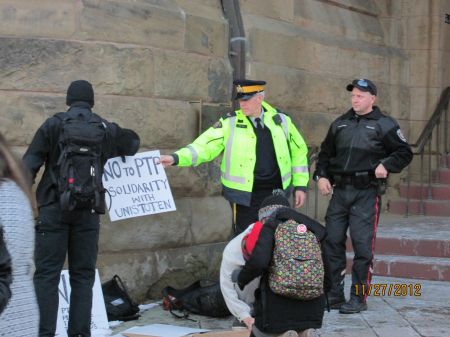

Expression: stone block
xmin=96 ymin=96 xmax=198 ymax=149
xmin=408 ymin=87 xmax=441 ymax=121
xmin=373 ymin=0 xmax=403 ymax=18
xmin=442 ymin=52 xmax=450 ymax=87
xmin=380 ymin=84 xmax=410 ymax=121
xmin=0 ymin=37 xmax=154 ymax=97
xmin=250 ymin=63 xmax=348 ymax=113
xmin=77 ymin=0 xmax=185 ymax=49
xmin=0 ymin=1 xmax=76 ymax=38
xmin=293 ymin=0 xmax=382 ymax=43
xmin=240 ymin=0 xmax=294 ymax=22
xmin=400 ymin=0 xmax=441 ymax=17
xmin=407 ymin=49 xmax=440 ymax=87
xmin=154 ymin=49 xmax=231 ymax=103
xmin=0 ymin=92 xmax=62 ymax=146
xmin=184 ymin=13 xmax=228 ymax=57
xmin=97 ymin=241 xmax=226 ymax=301
xmin=189 ymin=196 xmax=231 ymax=244
xmin=297 ymin=111 xmax=337 ymax=148
xmin=99 ymin=196 xmax=230 ymax=253
xmin=403 ymin=14 xmax=440 ymax=50
xmin=165 ymin=158 xmax=222 ymax=198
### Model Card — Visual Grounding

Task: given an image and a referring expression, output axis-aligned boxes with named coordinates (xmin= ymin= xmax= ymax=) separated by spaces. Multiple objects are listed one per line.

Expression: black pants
xmin=324 ymin=185 xmax=381 ymax=302
xmin=34 ymin=203 xmax=99 ymax=337
xmin=231 ymin=187 xmax=277 ymax=235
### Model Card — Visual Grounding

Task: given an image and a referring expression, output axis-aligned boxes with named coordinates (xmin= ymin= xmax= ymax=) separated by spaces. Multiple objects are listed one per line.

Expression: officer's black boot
xmin=326 ymin=281 xmax=346 ymax=309
xmin=339 ymin=295 xmax=367 ymax=314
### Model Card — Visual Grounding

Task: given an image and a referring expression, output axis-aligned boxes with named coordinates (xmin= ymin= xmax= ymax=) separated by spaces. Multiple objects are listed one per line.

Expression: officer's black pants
xmin=231 ymin=187 xmax=275 ymax=235
xmin=324 ymin=185 xmax=381 ymax=303
xmin=34 ymin=204 xmax=99 ymax=337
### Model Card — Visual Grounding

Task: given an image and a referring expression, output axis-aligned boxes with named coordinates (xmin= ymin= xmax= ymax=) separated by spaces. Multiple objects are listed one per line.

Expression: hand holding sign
xmin=102 ymin=150 xmax=176 ymax=221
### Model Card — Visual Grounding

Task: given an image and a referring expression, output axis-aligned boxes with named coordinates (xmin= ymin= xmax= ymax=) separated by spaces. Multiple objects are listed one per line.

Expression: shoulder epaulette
xmin=222 ymin=111 xmax=236 ymax=119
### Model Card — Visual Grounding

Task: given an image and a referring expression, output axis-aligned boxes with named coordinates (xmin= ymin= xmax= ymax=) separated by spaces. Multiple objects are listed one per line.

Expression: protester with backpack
xmin=23 ymin=80 xmax=140 ymax=337
xmin=233 ymin=192 xmax=331 ymax=337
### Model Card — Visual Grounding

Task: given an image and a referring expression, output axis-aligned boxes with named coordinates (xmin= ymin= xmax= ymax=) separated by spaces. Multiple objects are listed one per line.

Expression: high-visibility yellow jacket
xmin=174 ymin=101 xmax=309 ymax=206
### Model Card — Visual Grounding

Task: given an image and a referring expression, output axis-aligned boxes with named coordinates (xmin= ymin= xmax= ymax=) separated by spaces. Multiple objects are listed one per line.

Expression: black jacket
xmin=314 ymin=106 xmax=412 ymax=180
xmin=0 ymin=227 xmax=12 ymax=314
xmin=22 ymin=102 xmax=140 ymax=209
xmin=237 ymin=208 xmax=332 ymax=333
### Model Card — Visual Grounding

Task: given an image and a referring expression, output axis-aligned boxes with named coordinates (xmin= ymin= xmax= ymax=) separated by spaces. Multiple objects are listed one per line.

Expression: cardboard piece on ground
xmin=121 ymin=324 xmax=209 ymax=337
xmin=190 ymin=330 xmax=250 ymax=337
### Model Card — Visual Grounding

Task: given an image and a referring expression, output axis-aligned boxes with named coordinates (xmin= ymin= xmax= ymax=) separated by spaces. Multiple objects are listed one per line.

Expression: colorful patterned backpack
xmin=268 ymin=219 xmax=324 ymax=300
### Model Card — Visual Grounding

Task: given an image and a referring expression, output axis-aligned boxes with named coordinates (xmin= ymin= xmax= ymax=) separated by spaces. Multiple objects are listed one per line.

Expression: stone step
xmin=434 ymin=168 xmax=450 ymax=184
xmin=441 ymin=154 xmax=450 ymax=168
xmin=346 ymin=236 xmax=450 ymax=258
xmin=387 ymin=198 xmax=450 ymax=216
xmin=399 ymin=183 xmax=450 ymax=200
xmin=346 ymin=253 xmax=450 ymax=281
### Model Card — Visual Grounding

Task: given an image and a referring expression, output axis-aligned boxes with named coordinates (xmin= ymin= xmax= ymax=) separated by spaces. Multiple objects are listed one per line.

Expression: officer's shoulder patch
xmin=213 ymin=121 xmax=222 ymax=129
xmin=273 ymin=114 xmax=282 ymax=125
xmin=397 ymin=128 xmax=407 ymax=142
xmin=222 ymin=111 xmax=236 ymax=119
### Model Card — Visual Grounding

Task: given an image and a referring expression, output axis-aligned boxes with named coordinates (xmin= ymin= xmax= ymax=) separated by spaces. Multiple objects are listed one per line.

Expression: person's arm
xmin=313 ymin=123 xmax=335 ymax=181
xmin=0 ymin=228 xmax=12 ymax=314
xmin=108 ymin=124 xmax=140 ymax=158
xmin=173 ymin=121 xmax=226 ymax=167
xmin=237 ymin=218 xmax=280 ymax=289
xmin=378 ymin=119 xmax=413 ymax=174
xmin=219 ymin=242 xmax=253 ymax=322
xmin=286 ymin=117 xmax=309 ymax=207
xmin=22 ymin=121 xmax=52 ymax=183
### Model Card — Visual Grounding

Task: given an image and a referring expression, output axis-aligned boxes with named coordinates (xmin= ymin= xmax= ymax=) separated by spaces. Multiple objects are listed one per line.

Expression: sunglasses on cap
xmin=357 ymin=79 xmax=369 ymax=87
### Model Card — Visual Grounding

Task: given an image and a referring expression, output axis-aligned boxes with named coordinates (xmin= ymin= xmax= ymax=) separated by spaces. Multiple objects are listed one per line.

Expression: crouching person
xmin=235 ymin=192 xmax=331 ymax=337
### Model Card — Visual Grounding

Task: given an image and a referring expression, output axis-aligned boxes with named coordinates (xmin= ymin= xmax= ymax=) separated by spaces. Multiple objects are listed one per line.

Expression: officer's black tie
xmin=255 ymin=117 xmax=263 ymax=130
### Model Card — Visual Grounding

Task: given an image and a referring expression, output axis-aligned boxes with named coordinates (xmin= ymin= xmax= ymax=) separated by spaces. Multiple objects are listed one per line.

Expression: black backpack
xmin=55 ymin=112 xmax=107 ymax=213
xmin=162 ymin=280 xmax=231 ymax=320
xmin=102 ymin=275 xmax=140 ymax=322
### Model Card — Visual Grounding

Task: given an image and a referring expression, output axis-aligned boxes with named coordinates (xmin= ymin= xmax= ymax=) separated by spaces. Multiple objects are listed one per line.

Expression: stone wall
xmin=0 ymin=0 xmax=449 ymax=300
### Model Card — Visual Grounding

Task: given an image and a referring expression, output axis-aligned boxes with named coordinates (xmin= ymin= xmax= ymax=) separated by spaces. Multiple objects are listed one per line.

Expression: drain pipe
xmin=221 ymin=0 xmax=246 ymax=109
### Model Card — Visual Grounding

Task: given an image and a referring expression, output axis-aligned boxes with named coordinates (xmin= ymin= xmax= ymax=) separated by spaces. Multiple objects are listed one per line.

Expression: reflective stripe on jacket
xmin=175 ymin=101 xmax=309 ymax=205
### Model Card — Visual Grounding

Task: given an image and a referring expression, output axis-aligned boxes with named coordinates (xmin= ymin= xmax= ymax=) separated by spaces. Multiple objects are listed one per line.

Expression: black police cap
xmin=346 ymin=79 xmax=377 ymax=96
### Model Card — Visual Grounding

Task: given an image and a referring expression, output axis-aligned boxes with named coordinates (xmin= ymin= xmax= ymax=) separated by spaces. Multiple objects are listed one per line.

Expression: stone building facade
xmin=0 ymin=0 xmax=449 ymax=300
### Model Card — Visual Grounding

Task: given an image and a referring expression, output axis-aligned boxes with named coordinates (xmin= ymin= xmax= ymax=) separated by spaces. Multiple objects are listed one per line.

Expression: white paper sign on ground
xmin=56 ymin=269 xmax=110 ymax=337
xmin=102 ymin=150 xmax=176 ymax=221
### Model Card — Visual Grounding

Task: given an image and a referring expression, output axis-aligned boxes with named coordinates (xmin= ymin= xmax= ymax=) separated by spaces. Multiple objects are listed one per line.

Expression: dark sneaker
xmin=339 ymin=296 xmax=367 ymax=314
xmin=327 ymin=291 xmax=346 ymax=309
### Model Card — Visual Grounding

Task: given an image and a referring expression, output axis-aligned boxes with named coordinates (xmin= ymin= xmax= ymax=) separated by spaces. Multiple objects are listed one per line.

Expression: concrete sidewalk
xmin=112 ymin=275 xmax=450 ymax=337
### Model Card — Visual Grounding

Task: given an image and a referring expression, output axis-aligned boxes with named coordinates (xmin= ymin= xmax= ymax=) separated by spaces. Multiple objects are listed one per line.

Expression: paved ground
xmin=111 ymin=214 xmax=450 ymax=336
xmin=111 ymin=274 xmax=450 ymax=337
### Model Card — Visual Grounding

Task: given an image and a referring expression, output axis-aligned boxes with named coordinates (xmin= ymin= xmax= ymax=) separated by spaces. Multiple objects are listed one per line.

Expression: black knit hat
xmin=258 ymin=189 xmax=290 ymax=220
xmin=66 ymin=80 xmax=95 ymax=107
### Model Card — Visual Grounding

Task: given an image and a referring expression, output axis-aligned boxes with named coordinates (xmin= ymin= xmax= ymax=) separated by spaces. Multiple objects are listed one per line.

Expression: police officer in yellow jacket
xmin=160 ymin=80 xmax=309 ymax=234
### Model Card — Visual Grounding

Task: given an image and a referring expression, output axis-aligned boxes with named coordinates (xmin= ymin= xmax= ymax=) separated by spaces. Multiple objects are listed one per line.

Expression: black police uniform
xmin=313 ymin=106 xmax=412 ymax=306
xmin=23 ymin=81 xmax=140 ymax=337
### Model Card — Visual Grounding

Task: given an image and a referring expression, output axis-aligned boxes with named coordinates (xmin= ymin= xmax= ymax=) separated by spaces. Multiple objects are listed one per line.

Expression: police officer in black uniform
xmin=313 ymin=79 xmax=412 ymax=314
xmin=23 ymin=80 xmax=140 ymax=337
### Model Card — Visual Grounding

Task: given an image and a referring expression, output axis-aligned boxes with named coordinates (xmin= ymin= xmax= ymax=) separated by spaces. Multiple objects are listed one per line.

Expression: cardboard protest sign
xmin=56 ymin=270 xmax=110 ymax=337
xmin=102 ymin=150 xmax=176 ymax=221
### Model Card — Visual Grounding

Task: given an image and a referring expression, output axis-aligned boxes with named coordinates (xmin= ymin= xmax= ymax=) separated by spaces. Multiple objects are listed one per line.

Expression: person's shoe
xmin=278 ymin=330 xmax=298 ymax=337
xmin=327 ymin=290 xmax=346 ymax=309
xmin=339 ymin=296 xmax=367 ymax=314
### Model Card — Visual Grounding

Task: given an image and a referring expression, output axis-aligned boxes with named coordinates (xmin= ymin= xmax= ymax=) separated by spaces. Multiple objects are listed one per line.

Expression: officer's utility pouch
xmin=353 ymin=172 xmax=371 ymax=189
